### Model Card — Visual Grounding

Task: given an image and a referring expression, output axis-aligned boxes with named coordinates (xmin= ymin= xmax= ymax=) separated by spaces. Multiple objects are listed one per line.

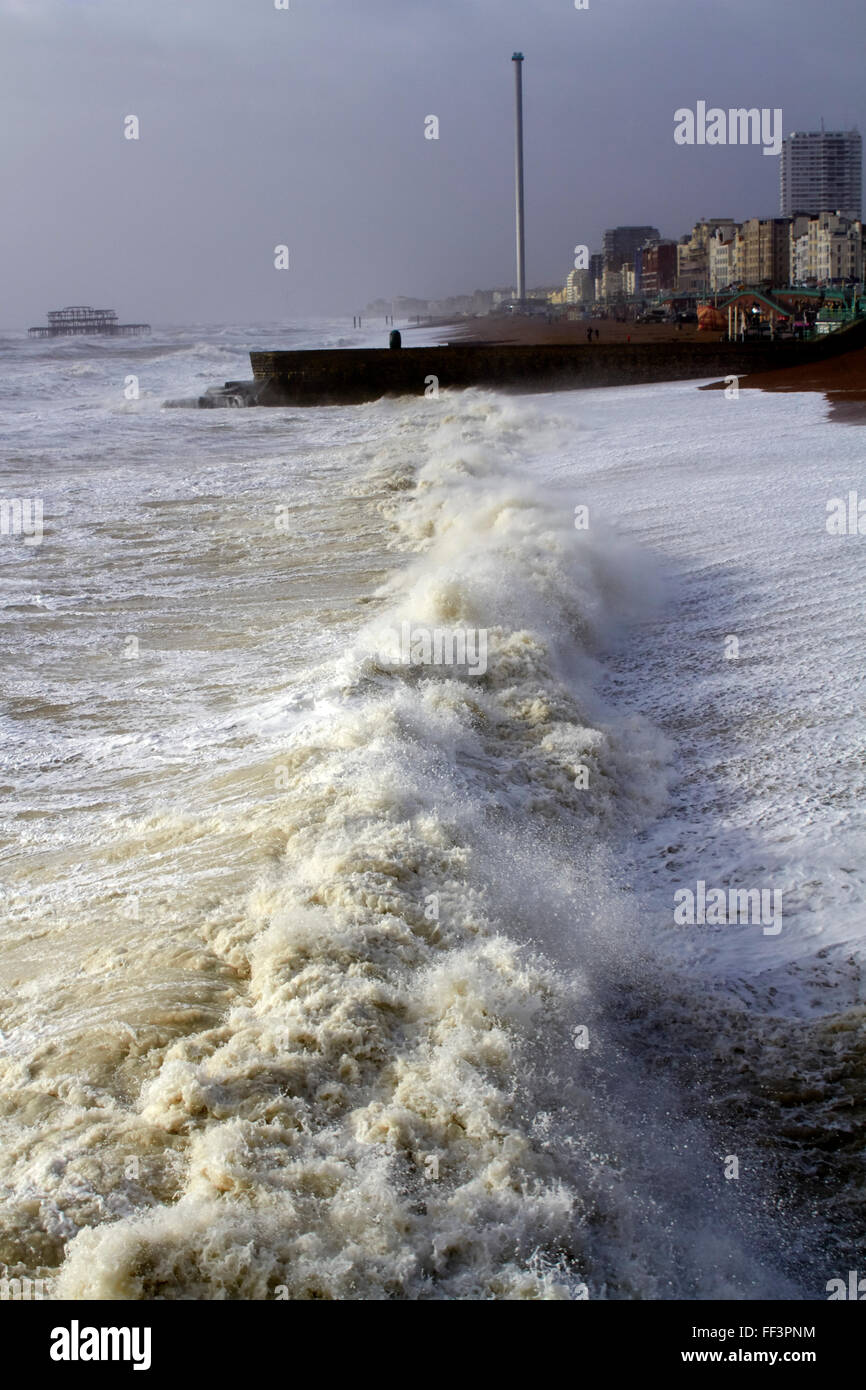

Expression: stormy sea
xmin=1 ymin=321 xmax=863 ymax=1300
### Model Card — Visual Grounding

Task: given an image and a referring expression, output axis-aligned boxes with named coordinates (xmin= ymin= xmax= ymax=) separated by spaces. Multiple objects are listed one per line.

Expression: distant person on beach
xmin=586 ymin=327 xmax=592 ymax=343
xmin=595 ymin=329 xmax=600 ymax=341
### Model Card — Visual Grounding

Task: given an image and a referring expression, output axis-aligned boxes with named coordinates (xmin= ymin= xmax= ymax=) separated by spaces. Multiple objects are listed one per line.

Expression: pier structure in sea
xmin=27 ymin=307 xmax=151 ymax=339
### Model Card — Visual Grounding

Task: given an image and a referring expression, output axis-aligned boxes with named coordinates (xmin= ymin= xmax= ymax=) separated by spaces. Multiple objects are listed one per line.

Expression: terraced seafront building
xmin=28 ymin=307 xmax=150 ymax=338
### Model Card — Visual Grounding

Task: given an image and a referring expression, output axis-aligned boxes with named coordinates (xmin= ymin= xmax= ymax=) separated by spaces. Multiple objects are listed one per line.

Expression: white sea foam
xmin=1 ymin=335 xmax=863 ymax=1300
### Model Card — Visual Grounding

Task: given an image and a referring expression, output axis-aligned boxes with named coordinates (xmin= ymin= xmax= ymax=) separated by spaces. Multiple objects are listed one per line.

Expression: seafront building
xmin=602 ymin=226 xmax=660 ymax=269
xmin=371 ymin=200 xmax=864 ymax=323
xmin=790 ymin=212 xmax=864 ymax=285
xmin=675 ymin=219 xmax=737 ymax=296
xmin=565 ymin=268 xmax=592 ymax=303
xmin=709 ymin=227 xmax=742 ymax=291
xmin=740 ymin=217 xmax=792 ymax=286
xmin=557 ymin=136 xmax=863 ymax=309
xmin=368 ymin=149 xmax=865 ymax=328
xmin=582 ymin=208 xmax=864 ymax=309
xmin=638 ymin=240 xmax=678 ymax=298
xmin=780 ymin=129 xmax=862 ymax=220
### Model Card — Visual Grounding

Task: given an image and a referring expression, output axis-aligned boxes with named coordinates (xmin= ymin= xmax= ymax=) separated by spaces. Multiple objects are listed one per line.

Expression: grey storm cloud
xmin=1 ymin=0 xmax=864 ymax=326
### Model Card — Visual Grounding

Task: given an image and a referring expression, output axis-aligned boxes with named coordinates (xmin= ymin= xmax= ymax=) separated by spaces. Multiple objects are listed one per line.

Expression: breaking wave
xmin=1 ymin=393 xmax=814 ymax=1300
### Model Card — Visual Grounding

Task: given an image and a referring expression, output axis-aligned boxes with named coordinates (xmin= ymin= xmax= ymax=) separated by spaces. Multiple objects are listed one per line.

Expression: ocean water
xmin=1 ymin=323 xmax=863 ymax=1300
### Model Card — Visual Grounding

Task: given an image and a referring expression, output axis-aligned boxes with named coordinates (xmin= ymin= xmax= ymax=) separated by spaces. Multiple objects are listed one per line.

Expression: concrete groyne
xmin=242 ymin=319 xmax=866 ymax=407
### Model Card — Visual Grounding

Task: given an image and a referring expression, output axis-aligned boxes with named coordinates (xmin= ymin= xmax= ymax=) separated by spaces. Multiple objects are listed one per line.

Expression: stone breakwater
xmin=245 ymin=322 xmax=866 ymax=406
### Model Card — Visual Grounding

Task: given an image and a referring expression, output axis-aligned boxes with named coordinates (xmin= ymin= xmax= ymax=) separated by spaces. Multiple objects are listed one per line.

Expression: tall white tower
xmin=512 ymin=53 xmax=526 ymax=303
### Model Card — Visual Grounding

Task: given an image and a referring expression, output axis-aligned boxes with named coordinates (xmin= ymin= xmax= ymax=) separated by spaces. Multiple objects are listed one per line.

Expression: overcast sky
xmin=2 ymin=0 xmax=864 ymax=327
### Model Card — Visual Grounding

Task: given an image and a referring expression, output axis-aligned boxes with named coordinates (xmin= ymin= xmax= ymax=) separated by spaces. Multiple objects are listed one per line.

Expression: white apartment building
xmin=790 ymin=212 xmax=863 ymax=285
xmin=780 ymin=129 xmax=862 ymax=220
xmin=565 ymin=268 xmax=592 ymax=304
xmin=709 ymin=227 xmax=742 ymax=291
xmin=601 ymin=264 xmax=629 ymax=301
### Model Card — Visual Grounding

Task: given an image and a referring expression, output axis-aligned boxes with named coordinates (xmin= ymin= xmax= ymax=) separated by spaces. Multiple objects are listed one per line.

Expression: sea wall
xmin=249 ymin=319 xmax=866 ymax=406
